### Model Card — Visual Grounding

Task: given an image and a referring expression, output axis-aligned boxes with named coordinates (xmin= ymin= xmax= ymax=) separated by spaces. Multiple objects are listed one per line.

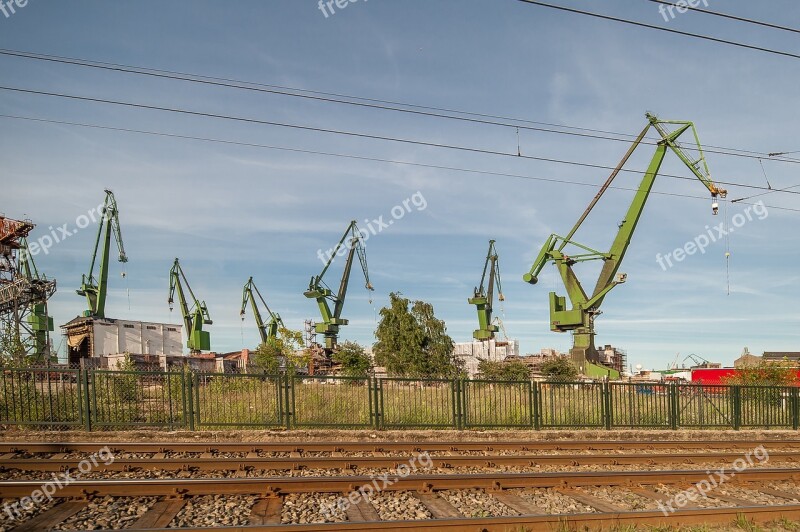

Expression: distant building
xmin=453 ymin=338 xmax=520 ymax=378
xmin=599 ymin=344 xmax=627 ymax=374
xmin=62 ymin=316 xmax=183 ymax=366
xmin=763 ymin=352 xmax=800 ymax=362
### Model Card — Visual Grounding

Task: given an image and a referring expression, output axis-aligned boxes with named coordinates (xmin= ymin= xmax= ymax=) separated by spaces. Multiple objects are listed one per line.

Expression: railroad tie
xmin=9 ymin=501 xmax=87 ymax=532
xmin=555 ymin=489 xmax=626 ymax=513
xmin=412 ymin=491 xmax=462 ymax=518
xmin=757 ymin=487 xmax=800 ymax=502
xmin=628 ymin=487 xmax=702 ymax=510
xmin=491 ymin=491 xmax=547 ymax=515
xmin=343 ymin=496 xmax=380 ymax=522
xmin=130 ymin=499 xmax=187 ymax=528
xmin=248 ymin=497 xmax=283 ymax=525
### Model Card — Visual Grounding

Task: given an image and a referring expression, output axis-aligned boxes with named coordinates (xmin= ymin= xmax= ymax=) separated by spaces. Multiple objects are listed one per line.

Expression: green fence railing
xmin=2 ymin=368 xmax=800 ymax=431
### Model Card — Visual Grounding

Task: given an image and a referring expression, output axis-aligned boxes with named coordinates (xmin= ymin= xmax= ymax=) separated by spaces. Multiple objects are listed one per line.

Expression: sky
xmin=2 ymin=0 xmax=799 ymax=371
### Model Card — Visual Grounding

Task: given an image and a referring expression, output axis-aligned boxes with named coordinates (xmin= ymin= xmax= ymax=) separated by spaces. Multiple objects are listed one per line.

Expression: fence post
xmin=81 ymin=369 xmax=92 ymax=432
xmin=283 ymin=374 xmax=293 ymax=430
xmin=371 ymin=377 xmax=382 ymax=430
xmin=532 ymin=382 xmax=541 ymax=430
xmin=792 ymin=388 xmax=799 ymax=431
xmin=453 ymin=379 xmax=464 ymax=430
xmin=186 ymin=372 xmax=195 ymax=431
xmin=732 ymin=385 xmax=741 ymax=430
xmin=669 ymin=382 xmax=679 ymax=430
xmin=603 ymin=381 xmax=612 ymax=430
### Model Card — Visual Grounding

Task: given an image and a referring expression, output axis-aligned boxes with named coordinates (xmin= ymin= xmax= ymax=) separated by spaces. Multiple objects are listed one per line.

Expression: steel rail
xmin=3 ymin=451 xmax=800 ymax=472
xmin=2 ymin=439 xmax=799 ymax=454
xmin=2 ymin=468 xmax=799 ymax=498
xmin=102 ymin=505 xmax=800 ymax=531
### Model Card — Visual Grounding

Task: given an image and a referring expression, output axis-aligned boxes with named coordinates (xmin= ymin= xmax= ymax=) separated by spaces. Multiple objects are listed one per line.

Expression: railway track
xmin=3 ymin=441 xmax=800 ymax=530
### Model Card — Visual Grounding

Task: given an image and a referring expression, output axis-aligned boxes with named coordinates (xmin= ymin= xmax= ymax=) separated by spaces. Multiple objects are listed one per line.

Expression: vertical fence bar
xmin=532 ymin=382 xmax=540 ymax=430
xmin=733 ymin=385 xmax=741 ymax=430
xmin=602 ymin=381 xmax=611 ymax=430
xmin=669 ymin=382 xmax=678 ymax=430
xmin=793 ymin=388 xmax=799 ymax=431
xmin=81 ymin=369 xmax=92 ymax=432
xmin=187 ymin=372 xmax=195 ymax=431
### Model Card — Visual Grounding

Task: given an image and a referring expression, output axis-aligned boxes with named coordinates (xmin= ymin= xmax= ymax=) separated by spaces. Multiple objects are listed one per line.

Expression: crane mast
xmin=304 ymin=220 xmax=373 ymax=352
xmin=168 ymin=258 xmax=212 ymax=353
xmin=76 ymin=189 xmax=127 ymax=318
xmin=18 ymin=237 xmax=55 ymax=361
xmin=240 ymin=276 xmax=284 ymax=345
xmin=468 ymin=240 xmax=504 ymax=341
xmin=523 ymin=113 xmax=726 ymax=371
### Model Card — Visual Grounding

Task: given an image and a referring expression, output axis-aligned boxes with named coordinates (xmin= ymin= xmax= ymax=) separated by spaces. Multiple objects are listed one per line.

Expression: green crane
xmin=168 ymin=258 xmax=212 ymax=353
xmin=76 ymin=190 xmax=127 ymax=318
xmin=18 ymin=237 xmax=55 ymax=361
xmin=240 ymin=276 xmax=284 ymax=345
xmin=304 ymin=220 xmax=373 ymax=352
xmin=523 ymin=113 xmax=727 ymax=370
xmin=468 ymin=240 xmax=504 ymax=341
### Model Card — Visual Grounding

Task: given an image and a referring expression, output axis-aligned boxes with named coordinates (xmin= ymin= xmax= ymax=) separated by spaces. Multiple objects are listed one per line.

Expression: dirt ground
xmin=1 ymin=428 xmax=798 ymax=443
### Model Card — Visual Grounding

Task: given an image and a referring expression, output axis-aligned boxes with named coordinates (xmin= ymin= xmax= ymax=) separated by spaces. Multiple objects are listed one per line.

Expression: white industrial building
xmin=454 ymin=338 xmax=520 ymax=377
xmin=62 ymin=317 xmax=183 ymax=365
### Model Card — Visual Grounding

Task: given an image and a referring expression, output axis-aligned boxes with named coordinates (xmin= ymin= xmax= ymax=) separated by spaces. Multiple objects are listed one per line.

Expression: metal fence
xmin=2 ymin=368 xmax=800 ymax=431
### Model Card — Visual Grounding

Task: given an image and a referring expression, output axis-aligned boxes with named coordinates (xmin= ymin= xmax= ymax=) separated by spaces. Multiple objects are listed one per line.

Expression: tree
xmin=252 ymin=328 xmax=308 ymax=374
xmin=724 ymin=359 xmax=798 ymax=387
xmin=477 ymin=359 xmax=531 ymax=381
xmin=332 ymin=341 xmax=372 ymax=379
xmin=539 ymin=357 xmax=579 ymax=381
xmin=374 ymin=292 xmax=462 ymax=379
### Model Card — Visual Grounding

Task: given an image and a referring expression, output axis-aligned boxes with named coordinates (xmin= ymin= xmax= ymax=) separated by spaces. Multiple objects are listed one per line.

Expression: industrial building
xmin=62 ymin=316 xmax=183 ymax=366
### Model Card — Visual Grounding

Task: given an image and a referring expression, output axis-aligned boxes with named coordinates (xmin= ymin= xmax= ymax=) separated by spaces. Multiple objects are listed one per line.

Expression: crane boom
xmin=523 ymin=114 xmax=726 ymax=370
xmin=76 ymin=189 xmax=127 ymax=318
xmin=241 ymin=276 xmax=284 ymax=345
xmin=468 ymin=240 xmax=504 ymax=340
xmin=304 ymin=220 xmax=373 ymax=351
xmin=168 ymin=258 xmax=212 ymax=353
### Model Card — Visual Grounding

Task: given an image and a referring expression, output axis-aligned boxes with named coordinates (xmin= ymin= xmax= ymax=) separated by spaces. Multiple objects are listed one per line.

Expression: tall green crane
xmin=76 ymin=190 xmax=127 ymax=318
xmin=240 ymin=276 xmax=284 ymax=345
xmin=523 ymin=113 xmax=727 ymax=369
xmin=468 ymin=240 xmax=504 ymax=341
xmin=168 ymin=258 xmax=212 ymax=353
xmin=304 ymin=220 xmax=373 ymax=351
xmin=18 ymin=237 xmax=55 ymax=360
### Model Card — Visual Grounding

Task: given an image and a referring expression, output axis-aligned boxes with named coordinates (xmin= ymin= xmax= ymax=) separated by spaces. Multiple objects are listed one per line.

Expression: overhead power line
xmin=515 ymin=0 xmax=800 ymax=61
xmin=0 ymin=48 xmax=796 ymax=163
xmin=3 ymin=84 xmax=799 ymax=197
xmin=646 ymin=0 xmax=800 ymax=35
xmin=4 ymin=112 xmax=798 ymax=213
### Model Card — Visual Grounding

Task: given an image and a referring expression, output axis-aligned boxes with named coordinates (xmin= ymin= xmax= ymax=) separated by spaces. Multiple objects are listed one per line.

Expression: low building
xmin=62 ymin=317 xmax=183 ymax=365
xmin=453 ymin=338 xmax=520 ymax=377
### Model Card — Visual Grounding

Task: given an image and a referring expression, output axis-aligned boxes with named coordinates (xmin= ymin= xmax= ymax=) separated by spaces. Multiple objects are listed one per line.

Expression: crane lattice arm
xmin=523 ymin=113 xmax=726 ymax=366
xmin=168 ymin=258 xmax=212 ymax=353
xmin=241 ymin=276 xmax=284 ymax=345
xmin=76 ymin=189 xmax=127 ymax=318
xmin=468 ymin=240 xmax=504 ymax=341
xmin=304 ymin=220 xmax=373 ymax=351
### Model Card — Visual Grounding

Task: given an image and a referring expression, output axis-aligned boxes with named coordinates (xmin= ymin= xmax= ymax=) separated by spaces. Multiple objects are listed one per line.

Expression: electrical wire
xmin=645 ymin=0 xmax=800 ymax=35
xmin=0 ymin=48 xmax=797 ymax=163
xmin=515 ymin=0 xmax=800 ymax=61
xmin=2 ymin=86 xmax=799 ymax=197
xmin=4 ymin=112 xmax=800 ymax=213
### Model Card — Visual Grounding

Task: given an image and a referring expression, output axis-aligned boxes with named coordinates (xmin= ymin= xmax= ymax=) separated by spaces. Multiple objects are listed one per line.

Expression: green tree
xmin=477 ymin=359 xmax=531 ymax=381
xmin=252 ymin=328 xmax=308 ymax=374
xmin=539 ymin=357 xmax=579 ymax=382
xmin=724 ymin=359 xmax=798 ymax=387
xmin=374 ymin=292 xmax=461 ymax=379
xmin=332 ymin=341 xmax=372 ymax=378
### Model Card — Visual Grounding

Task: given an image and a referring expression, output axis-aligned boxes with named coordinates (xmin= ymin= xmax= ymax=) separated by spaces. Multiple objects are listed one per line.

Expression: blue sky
xmin=2 ymin=0 xmax=799 ymax=370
